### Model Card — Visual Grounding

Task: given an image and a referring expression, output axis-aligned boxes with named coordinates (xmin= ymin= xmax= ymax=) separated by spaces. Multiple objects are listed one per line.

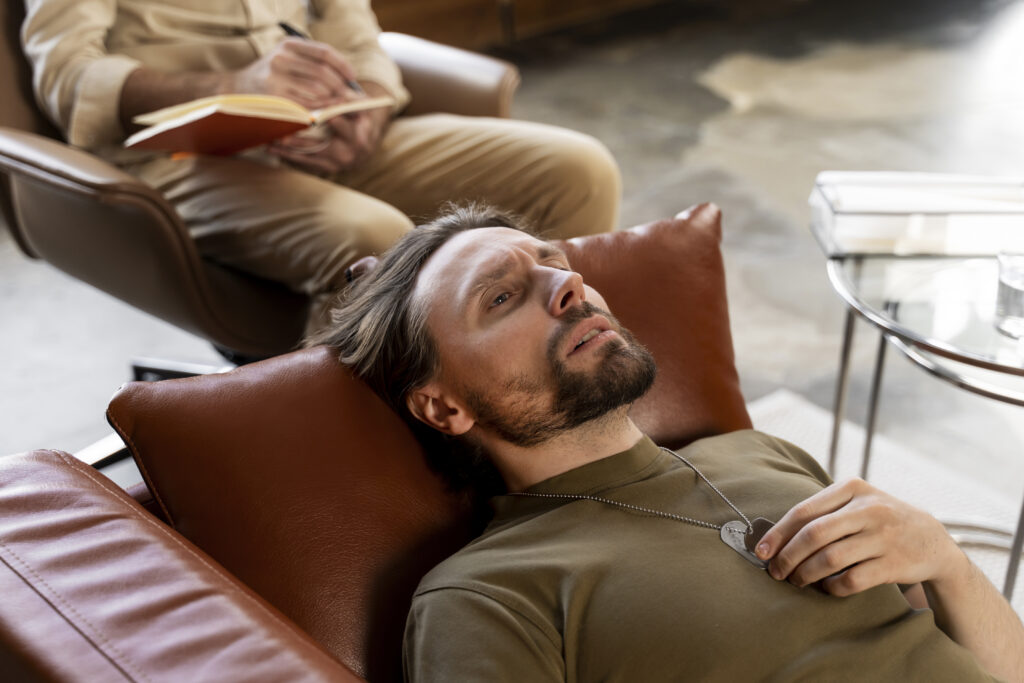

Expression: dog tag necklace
xmin=508 ymin=447 xmax=772 ymax=569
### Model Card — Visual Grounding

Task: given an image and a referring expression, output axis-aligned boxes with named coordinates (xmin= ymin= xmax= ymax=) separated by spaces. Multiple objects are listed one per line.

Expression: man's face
xmin=411 ymin=227 xmax=656 ymax=446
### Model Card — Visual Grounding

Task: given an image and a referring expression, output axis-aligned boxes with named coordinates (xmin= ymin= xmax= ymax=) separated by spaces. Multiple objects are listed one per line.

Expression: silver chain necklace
xmin=507 ymin=447 xmax=772 ymax=569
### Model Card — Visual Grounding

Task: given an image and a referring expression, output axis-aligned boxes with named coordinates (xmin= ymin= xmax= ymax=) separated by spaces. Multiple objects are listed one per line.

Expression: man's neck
xmin=483 ymin=408 xmax=645 ymax=491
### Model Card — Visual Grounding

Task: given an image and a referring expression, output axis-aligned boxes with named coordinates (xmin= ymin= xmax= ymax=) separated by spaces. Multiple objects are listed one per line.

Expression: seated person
xmin=309 ymin=204 xmax=1024 ymax=681
xmin=22 ymin=0 xmax=620 ymax=331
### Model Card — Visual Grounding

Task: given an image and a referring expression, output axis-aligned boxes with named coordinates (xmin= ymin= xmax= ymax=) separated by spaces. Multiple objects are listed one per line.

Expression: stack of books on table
xmin=809 ymin=172 xmax=1024 ymax=257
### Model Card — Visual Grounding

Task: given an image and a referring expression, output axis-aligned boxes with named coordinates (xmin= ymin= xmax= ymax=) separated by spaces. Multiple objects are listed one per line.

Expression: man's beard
xmin=465 ymin=302 xmax=657 ymax=447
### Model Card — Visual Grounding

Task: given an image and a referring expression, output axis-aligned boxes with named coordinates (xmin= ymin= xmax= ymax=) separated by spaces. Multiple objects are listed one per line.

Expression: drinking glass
xmin=995 ymin=252 xmax=1024 ymax=339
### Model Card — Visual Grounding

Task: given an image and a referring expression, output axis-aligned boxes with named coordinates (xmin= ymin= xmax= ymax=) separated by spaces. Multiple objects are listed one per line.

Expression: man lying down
xmin=309 ymin=204 xmax=1024 ymax=682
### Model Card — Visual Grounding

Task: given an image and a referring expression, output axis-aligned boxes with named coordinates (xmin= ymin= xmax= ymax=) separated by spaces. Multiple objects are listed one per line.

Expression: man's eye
xmin=491 ymin=292 xmax=511 ymax=307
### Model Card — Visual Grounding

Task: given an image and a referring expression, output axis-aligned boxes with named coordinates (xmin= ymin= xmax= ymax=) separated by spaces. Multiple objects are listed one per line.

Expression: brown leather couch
xmin=0 ymin=204 xmax=752 ymax=681
xmin=0 ymin=0 xmax=521 ymax=361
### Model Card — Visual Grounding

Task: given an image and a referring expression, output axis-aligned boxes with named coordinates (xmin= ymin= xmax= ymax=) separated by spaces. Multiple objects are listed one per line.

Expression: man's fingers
xmin=302 ymin=139 xmax=357 ymax=173
xmin=232 ymin=38 xmax=361 ymax=104
xmin=287 ymin=72 xmax=333 ymax=97
xmin=283 ymin=84 xmax=333 ymax=109
xmin=272 ymin=133 xmax=328 ymax=151
xmin=271 ymin=52 xmax=346 ymax=101
xmin=327 ymin=115 xmax=359 ymax=145
xmin=353 ymin=114 xmax=374 ymax=151
xmin=768 ymin=506 xmax=868 ymax=581
xmin=284 ymin=39 xmax=358 ymax=79
xmin=758 ymin=479 xmax=959 ymax=595
xmin=785 ymin=535 xmax=882 ymax=587
xmin=757 ymin=478 xmax=866 ymax=562
xmin=280 ymin=39 xmax=359 ymax=91
xmin=820 ymin=558 xmax=890 ymax=597
xmin=268 ymin=143 xmax=339 ymax=175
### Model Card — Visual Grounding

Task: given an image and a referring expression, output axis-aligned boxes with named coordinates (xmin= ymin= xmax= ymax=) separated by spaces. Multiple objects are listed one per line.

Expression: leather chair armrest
xmin=0 ymin=127 xmax=172 ymax=260
xmin=0 ymin=126 xmax=190 ymax=263
xmin=0 ymin=450 xmax=360 ymax=682
xmin=0 ymin=127 xmax=160 ymax=199
xmin=0 ymin=127 xmax=307 ymax=356
xmin=381 ymin=32 xmax=520 ymax=118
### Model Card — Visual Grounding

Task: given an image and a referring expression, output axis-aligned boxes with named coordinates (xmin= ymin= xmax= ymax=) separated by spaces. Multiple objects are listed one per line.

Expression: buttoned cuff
xmin=67 ymin=54 xmax=143 ymax=149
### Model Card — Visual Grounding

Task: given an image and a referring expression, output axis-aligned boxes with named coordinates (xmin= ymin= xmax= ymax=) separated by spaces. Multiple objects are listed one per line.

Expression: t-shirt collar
xmin=490 ymin=435 xmax=666 ymax=519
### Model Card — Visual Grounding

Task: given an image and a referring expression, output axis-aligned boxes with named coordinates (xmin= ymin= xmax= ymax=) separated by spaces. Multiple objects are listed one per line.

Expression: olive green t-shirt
xmin=403 ymin=430 xmax=995 ymax=681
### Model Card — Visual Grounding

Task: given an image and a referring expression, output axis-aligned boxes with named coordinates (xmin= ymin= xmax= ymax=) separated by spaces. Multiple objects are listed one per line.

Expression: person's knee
xmin=306 ymin=197 xmax=413 ymax=293
xmin=342 ymin=201 xmax=415 ymax=256
xmin=536 ymin=132 xmax=621 ymax=238
xmin=301 ymin=200 xmax=413 ymax=337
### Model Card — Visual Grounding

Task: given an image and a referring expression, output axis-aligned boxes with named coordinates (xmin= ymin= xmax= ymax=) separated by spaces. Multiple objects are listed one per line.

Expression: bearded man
xmin=310 ymin=205 xmax=1024 ymax=682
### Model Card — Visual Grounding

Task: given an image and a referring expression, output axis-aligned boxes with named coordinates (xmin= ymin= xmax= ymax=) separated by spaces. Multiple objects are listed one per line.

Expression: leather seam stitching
xmin=0 ymin=539 xmax=146 ymax=682
xmin=47 ymin=451 xmax=319 ymax=651
xmin=104 ymin=412 xmax=174 ymax=525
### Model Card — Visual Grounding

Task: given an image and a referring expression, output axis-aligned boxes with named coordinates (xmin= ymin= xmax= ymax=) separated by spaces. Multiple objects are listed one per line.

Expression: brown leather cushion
xmin=107 ymin=350 xmax=471 ymax=682
xmin=0 ymin=450 xmax=356 ymax=682
xmin=553 ymin=202 xmax=751 ymax=447
xmin=106 ymin=203 xmax=750 ymax=681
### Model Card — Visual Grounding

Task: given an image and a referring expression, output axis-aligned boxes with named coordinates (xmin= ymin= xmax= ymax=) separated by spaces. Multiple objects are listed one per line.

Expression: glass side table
xmin=826 ymin=256 xmax=1024 ymax=598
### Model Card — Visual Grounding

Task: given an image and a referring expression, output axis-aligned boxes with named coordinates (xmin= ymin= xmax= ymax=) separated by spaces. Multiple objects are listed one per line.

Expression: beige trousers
xmin=126 ymin=114 xmax=621 ymax=331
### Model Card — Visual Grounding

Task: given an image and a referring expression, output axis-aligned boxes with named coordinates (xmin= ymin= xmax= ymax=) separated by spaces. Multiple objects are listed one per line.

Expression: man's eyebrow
xmin=462 ymin=243 xmax=568 ymax=311
xmin=536 ymin=244 xmax=568 ymax=262
xmin=463 ymin=257 xmax=515 ymax=311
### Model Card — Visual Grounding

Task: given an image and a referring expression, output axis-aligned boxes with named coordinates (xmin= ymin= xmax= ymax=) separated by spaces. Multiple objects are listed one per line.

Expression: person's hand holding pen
xmin=277 ymin=22 xmax=366 ymax=97
xmin=225 ymin=25 xmax=360 ymax=109
xmin=258 ymin=22 xmax=391 ymax=175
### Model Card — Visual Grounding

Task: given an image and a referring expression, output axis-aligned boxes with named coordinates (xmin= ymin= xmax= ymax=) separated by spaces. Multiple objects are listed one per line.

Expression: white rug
xmin=747 ymin=388 xmax=1024 ymax=616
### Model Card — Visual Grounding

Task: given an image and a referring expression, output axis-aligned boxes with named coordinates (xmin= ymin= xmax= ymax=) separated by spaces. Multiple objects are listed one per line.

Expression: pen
xmin=278 ymin=21 xmax=364 ymax=94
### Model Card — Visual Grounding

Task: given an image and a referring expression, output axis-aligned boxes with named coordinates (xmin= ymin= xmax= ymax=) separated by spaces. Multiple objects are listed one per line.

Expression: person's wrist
xmin=925 ymin=533 xmax=971 ymax=590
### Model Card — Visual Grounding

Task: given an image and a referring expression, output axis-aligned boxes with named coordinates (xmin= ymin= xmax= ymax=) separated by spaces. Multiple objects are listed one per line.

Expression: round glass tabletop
xmin=828 ymin=257 xmax=1024 ymax=399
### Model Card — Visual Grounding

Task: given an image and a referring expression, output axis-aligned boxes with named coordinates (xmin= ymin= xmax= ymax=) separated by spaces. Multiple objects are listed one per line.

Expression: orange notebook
xmin=124 ymin=94 xmax=395 ymax=155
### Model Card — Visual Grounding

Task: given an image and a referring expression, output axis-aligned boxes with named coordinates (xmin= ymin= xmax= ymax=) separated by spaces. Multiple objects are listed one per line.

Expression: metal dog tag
xmin=719 ymin=517 xmax=773 ymax=569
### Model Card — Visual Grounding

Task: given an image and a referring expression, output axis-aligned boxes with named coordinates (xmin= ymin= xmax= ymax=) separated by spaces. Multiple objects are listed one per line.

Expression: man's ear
xmin=406 ymin=383 xmax=475 ymax=436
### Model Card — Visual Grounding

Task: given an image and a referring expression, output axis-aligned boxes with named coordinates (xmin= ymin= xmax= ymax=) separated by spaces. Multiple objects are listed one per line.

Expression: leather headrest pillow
xmin=106 ymin=202 xmax=750 ymax=680
xmin=108 ymin=348 xmax=471 ymax=682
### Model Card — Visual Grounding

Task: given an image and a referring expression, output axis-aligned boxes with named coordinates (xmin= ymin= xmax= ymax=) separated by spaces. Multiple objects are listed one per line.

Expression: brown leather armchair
xmin=0 ymin=205 xmax=752 ymax=681
xmin=0 ymin=1 xmax=521 ymax=362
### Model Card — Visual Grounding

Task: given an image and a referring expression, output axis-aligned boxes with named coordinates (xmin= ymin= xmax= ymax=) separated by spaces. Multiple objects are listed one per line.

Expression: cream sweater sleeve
xmin=22 ymin=0 xmax=142 ymax=149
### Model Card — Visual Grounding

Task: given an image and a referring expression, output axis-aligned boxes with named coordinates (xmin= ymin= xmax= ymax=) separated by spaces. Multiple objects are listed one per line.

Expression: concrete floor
xmin=2 ymin=0 xmax=1024 ymax=507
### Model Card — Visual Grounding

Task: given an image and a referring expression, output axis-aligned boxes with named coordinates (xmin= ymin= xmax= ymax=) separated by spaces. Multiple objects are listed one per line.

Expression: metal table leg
xmin=1004 ymin=493 xmax=1024 ymax=598
xmin=829 ymin=308 xmax=857 ymax=477
xmin=860 ymin=331 xmax=888 ymax=481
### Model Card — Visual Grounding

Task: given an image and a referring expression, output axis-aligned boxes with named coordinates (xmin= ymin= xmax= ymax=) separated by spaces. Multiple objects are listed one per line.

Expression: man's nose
xmin=546 ymin=268 xmax=586 ymax=316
